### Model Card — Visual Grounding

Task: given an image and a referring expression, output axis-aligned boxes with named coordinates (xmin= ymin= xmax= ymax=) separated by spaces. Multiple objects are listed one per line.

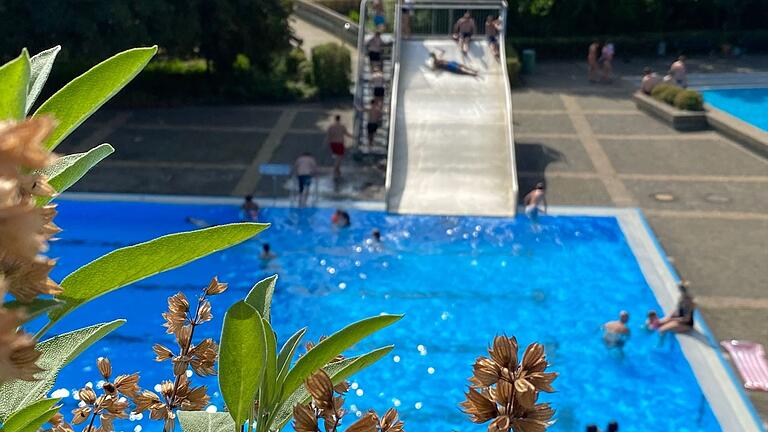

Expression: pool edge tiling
xmin=557 ymin=206 xmax=763 ymax=432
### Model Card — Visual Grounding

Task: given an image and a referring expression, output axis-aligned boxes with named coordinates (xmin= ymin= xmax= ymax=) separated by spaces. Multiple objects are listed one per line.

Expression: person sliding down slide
xmin=428 ymin=49 xmax=478 ymax=76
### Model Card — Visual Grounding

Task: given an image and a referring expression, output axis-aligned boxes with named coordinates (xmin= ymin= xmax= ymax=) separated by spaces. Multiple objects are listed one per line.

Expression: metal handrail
xmin=352 ymin=0 xmax=370 ymax=150
xmin=383 ymin=0 xmax=403 ymax=203
xmin=496 ymin=1 xmax=519 ymax=213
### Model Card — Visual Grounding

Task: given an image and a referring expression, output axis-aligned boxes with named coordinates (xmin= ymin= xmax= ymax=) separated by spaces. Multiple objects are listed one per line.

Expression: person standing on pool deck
xmin=429 ymin=49 xmax=479 ymax=76
xmin=325 ymin=115 xmax=352 ymax=178
xmin=669 ymin=55 xmax=688 ymax=88
xmin=600 ymin=41 xmax=615 ymax=83
xmin=485 ymin=15 xmax=501 ymax=60
xmin=293 ymin=152 xmax=317 ymax=207
xmin=366 ymin=31 xmax=384 ymax=70
xmin=523 ymin=182 xmax=547 ymax=221
xmin=587 ymin=40 xmax=600 ymax=83
xmin=453 ymin=11 xmax=476 ymax=55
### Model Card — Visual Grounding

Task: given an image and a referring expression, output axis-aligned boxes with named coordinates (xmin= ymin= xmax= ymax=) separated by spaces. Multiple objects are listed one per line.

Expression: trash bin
xmin=521 ymin=49 xmax=536 ymax=74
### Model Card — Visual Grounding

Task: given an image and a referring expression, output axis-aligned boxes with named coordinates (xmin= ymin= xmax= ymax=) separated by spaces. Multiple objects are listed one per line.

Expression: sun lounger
xmin=720 ymin=340 xmax=768 ymax=391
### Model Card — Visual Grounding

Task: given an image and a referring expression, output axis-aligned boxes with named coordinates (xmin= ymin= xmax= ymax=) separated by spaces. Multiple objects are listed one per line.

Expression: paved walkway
xmin=512 ymin=59 xmax=768 ymax=421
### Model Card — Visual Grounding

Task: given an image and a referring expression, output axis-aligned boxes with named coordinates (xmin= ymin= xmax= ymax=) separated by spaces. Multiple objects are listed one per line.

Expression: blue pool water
xmin=43 ymin=200 xmax=719 ymax=431
xmin=702 ymin=87 xmax=768 ymax=131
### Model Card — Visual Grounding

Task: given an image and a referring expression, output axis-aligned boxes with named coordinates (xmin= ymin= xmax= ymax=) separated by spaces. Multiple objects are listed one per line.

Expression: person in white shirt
xmin=600 ymin=42 xmax=615 ymax=83
xmin=293 ymin=152 xmax=317 ymax=207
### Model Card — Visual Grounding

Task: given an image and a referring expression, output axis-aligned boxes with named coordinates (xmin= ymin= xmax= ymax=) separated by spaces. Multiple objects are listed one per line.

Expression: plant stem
xmin=86 ymin=404 xmax=100 ymax=431
xmin=164 ymin=291 xmax=206 ymax=431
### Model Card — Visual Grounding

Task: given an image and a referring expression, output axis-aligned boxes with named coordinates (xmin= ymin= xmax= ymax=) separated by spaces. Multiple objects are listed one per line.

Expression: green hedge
xmin=311 ymin=43 xmax=351 ymax=98
xmin=506 ymin=46 xmax=521 ymax=87
xmin=673 ymin=89 xmax=704 ymax=111
xmin=650 ymin=84 xmax=703 ymax=112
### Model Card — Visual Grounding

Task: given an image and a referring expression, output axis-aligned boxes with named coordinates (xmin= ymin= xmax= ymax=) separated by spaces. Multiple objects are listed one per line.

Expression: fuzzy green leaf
xmin=33 ymin=46 xmax=157 ymax=150
xmin=177 ymin=411 xmax=236 ymax=432
xmin=274 ymin=345 xmax=394 ymax=429
xmin=2 ymin=397 xmax=61 ymax=432
xmin=219 ymin=301 xmax=266 ymax=428
xmin=0 ymin=49 xmax=30 ymax=120
xmin=3 ymin=299 xmax=63 ymax=324
xmin=35 ymin=143 xmax=114 ymax=205
xmin=258 ymin=318 xmax=278 ymax=416
xmin=26 ymin=46 xmax=61 ymax=114
xmin=244 ymin=274 xmax=278 ymax=321
xmin=49 ymin=223 xmax=267 ymax=324
xmin=0 ymin=320 xmax=124 ymax=421
xmin=280 ymin=314 xmax=401 ymax=405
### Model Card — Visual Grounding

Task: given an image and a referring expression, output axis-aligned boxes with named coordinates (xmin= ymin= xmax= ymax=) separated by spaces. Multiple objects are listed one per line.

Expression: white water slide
xmin=386 ymin=37 xmax=517 ymax=216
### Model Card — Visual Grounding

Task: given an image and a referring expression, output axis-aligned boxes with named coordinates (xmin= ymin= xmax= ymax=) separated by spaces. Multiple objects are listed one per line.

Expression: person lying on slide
xmin=429 ymin=49 xmax=478 ymax=76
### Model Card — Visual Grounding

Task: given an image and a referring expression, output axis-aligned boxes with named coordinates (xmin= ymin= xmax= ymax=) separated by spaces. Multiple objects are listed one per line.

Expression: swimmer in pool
xmin=259 ymin=243 xmax=276 ymax=260
xmin=602 ymin=310 xmax=630 ymax=352
xmin=523 ymin=182 xmax=547 ymax=221
xmin=429 ymin=49 xmax=478 ymax=76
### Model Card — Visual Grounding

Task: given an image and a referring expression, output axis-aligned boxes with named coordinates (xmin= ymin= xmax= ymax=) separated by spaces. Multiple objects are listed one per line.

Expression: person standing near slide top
xmin=453 ymin=11 xmax=476 ymax=55
xmin=325 ymin=115 xmax=352 ymax=178
xmin=587 ymin=40 xmax=600 ymax=83
xmin=485 ymin=15 xmax=501 ymax=60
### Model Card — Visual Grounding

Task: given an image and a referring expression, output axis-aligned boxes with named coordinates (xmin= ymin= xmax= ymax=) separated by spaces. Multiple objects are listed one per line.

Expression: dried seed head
xmin=0 ymin=116 xmax=57 ymax=170
xmin=78 ymin=387 xmax=97 ymax=405
xmin=378 ymin=408 xmax=405 ymax=432
xmin=460 ymin=387 xmax=498 ymax=423
xmin=97 ymin=357 xmax=112 ymax=380
xmin=489 ymin=335 xmax=518 ymax=371
xmin=1 ymin=257 xmax=62 ymax=303
xmin=345 ymin=411 xmax=378 ymax=432
xmin=473 ymin=356 xmax=501 ymax=387
xmin=196 ymin=300 xmax=212 ymax=325
xmin=114 ymin=373 xmax=140 ymax=397
xmin=293 ymin=404 xmax=319 ymax=432
xmin=153 ymin=344 xmax=175 ymax=362
xmin=204 ymin=277 xmax=227 ymax=296
xmin=0 ymin=298 xmax=43 ymax=382
xmin=305 ymin=369 xmax=335 ymax=412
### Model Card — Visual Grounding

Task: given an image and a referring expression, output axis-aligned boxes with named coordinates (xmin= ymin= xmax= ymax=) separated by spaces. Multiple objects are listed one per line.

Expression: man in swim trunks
xmin=372 ymin=0 xmax=385 ymax=30
xmin=355 ymin=99 xmax=383 ymax=148
xmin=485 ymin=15 xmax=501 ymax=60
xmin=523 ymin=182 xmax=547 ymax=221
xmin=366 ymin=31 xmax=384 ymax=70
xmin=603 ymin=311 xmax=630 ymax=350
xmin=241 ymin=195 xmax=259 ymax=221
xmin=370 ymin=68 xmax=386 ymax=106
xmin=293 ymin=152 xmax=317 ymax=207
xmin=453 ymin=11 xmax=476 ymax=55
xmin=669 ymin=55 xmax=688 ymax=88
xmin=429 ymin=49 xmax=479 ymax=76
xmin=325 ymin=115 xmax=352 ymax=178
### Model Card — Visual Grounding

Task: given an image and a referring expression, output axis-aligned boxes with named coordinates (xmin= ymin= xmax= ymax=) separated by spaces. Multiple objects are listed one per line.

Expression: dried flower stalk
xmin=460 ymin=335 xmax=557 ymax=432
xmin=293 ymin=369 xmax=404 ymax=432
xmin=136 ymin=277 xmax=226 ymax=431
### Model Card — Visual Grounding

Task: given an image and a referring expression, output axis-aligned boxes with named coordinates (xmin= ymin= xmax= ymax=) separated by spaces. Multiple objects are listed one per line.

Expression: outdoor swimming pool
xmin=702 ymin=87 xmax=768 ymax=132
xmin=45 ymin=199 xmax=720 ymax=431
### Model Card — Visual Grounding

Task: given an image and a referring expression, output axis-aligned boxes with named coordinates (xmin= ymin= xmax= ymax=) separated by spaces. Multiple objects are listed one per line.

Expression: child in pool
xmin=645 ymin=310 xmax=661 ymax=330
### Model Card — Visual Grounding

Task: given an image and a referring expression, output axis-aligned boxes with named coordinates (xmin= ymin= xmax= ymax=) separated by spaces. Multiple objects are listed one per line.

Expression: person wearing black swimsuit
xmin=658 ymin=281 xmax=695 ymax=343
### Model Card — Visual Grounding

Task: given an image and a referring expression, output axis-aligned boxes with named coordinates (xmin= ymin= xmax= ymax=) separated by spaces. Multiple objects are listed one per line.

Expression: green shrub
xmin=286 ymin=47 xmax=312 ymax=83
xmin=506 ymin=56 xmax=521 ymax=87
xmin=673 ymin=89 xmax=704 ymax=111
xmin=311 ymin=43 xmax=351 ymax=98
xmin=651 ymin=84 xmax=682 ymax=105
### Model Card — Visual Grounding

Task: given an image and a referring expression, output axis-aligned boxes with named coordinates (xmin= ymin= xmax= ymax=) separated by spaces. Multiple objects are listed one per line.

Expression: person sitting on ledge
xmin=640 ymin=67 xmax=660 ymax=95
xmin=429 ymin=49 xmax=478 ymax=76
xmin=241 ymin=195 xmax=259 ymax=221
xmin=658 ymin=281 xmax=695 ymax=344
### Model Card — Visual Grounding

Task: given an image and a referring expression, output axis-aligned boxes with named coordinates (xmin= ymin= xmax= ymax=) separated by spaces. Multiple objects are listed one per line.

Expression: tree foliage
xmin=0 ymin=0 xmax=293 ymax=74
